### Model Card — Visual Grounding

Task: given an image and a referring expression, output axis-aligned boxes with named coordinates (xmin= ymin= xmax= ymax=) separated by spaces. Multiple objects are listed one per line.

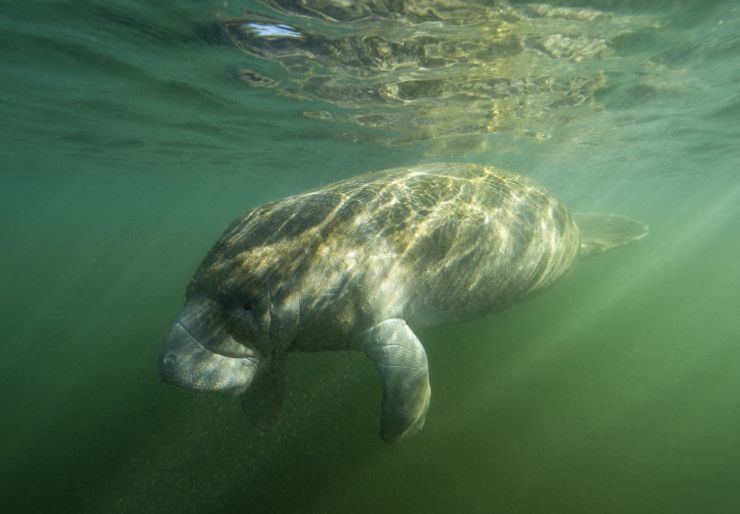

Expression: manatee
xmin=158 ymin=163 xmax=647 ymax=443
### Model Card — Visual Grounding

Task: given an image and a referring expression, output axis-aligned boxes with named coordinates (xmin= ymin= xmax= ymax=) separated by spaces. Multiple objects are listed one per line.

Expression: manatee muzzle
xmin=158 ymin=298 xmax=260 ymax=395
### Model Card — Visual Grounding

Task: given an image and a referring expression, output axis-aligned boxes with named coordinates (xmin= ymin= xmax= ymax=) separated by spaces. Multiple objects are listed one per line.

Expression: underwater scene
xmin=1 ymin=0 xmax=739 ymax=512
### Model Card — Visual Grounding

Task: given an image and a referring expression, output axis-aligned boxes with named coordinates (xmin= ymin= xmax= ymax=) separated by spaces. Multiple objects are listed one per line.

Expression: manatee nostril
xmin=161 ymin=353 xmax=176 ymax=368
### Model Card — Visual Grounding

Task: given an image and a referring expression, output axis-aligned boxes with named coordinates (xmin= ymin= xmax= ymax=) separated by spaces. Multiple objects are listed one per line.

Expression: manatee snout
xmin=158 ymin=297 xmax=261 ymax=395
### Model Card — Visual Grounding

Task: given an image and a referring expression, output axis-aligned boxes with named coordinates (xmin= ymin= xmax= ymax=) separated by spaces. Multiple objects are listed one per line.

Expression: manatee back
xmin=574 ymin=213 xmax=649 ymax=259
xmin=191 ymin=163 xmax=584 ymax=336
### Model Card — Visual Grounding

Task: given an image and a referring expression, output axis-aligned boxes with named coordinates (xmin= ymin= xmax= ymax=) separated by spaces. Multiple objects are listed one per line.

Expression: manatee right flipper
xmin=240 ymin=291 xmax=299 ymax=430
xmin=240 ymin=354 xmax=286 ymax=430
xmin=355 ymin=319 xmax=431 ymax=444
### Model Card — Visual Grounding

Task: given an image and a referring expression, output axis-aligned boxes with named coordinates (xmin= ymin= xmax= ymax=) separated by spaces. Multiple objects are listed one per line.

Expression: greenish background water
xmin=1 ymin=1 xmax=739 ymax=513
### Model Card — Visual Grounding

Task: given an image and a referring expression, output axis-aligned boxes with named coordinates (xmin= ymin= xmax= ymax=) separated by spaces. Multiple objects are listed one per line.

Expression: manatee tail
xmin=574 ymin=213 xmax=649 ymax=259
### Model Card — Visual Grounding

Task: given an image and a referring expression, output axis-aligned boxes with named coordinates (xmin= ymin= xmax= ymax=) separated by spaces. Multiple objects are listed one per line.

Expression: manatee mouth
xmin=159 ymin=308 xmax=260 ymax=396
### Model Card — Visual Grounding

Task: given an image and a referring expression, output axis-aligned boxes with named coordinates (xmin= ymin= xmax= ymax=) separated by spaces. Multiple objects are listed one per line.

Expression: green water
xmin=1 ymin=1 xmax=739 ymax=513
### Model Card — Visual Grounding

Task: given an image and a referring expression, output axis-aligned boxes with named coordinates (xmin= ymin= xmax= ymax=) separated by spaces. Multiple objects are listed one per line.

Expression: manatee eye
xmin=227 ymin=307 xmax=261 ymax=342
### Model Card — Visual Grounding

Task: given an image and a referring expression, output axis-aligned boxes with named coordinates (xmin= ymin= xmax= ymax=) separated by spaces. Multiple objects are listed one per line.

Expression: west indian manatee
xmin=158 ymin=163 xmax=647 ymax=443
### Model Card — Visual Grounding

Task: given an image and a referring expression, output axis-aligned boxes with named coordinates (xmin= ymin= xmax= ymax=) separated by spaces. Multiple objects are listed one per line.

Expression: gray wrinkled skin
xmin=159 ymin=163 xmax=647 ymax=442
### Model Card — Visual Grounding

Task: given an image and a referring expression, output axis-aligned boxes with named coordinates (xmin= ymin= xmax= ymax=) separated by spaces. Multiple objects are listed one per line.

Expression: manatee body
xmin=159 ymin=163 xmax=647 ymax=442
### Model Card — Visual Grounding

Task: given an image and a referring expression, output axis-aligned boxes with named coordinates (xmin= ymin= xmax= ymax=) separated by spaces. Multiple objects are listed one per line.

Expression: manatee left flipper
xmin=355 ymin=319 xmax=431 ymax=444
xmin=240 ymin=355 xmax=286 ymax=430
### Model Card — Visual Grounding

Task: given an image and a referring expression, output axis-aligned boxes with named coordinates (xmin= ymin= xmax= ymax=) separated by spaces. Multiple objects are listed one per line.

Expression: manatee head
xmin=158 ymin=293 xmax=270 ymax=395
xmin=159 ymin=204 xmax=303 ymax=400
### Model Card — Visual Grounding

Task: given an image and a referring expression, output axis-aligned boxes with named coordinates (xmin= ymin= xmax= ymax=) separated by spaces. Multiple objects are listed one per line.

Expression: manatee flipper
xmin=355 ymin=319 xmax=431 ymax=444
xmin=240 ymin=355 xmax=286 ymax=430
xmin=574 ymin=213 xmax=649 ymax=259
